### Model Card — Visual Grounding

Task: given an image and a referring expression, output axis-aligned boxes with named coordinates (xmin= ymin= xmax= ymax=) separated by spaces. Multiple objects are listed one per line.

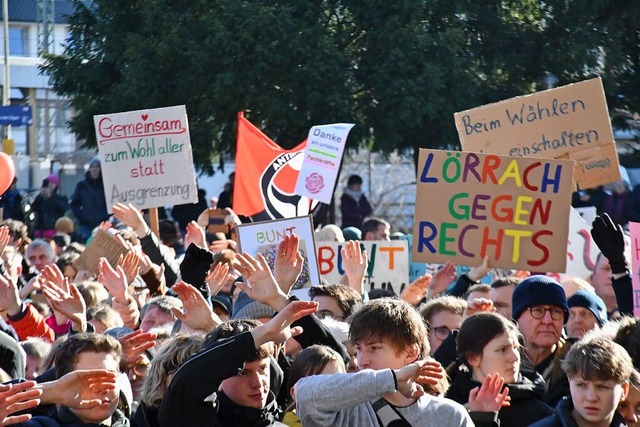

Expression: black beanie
xmin=512 ymin=275 xmax=569 ymax=323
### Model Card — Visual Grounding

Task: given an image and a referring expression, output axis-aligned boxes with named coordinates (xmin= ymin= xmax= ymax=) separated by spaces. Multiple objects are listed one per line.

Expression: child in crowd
xmin=531 ymin=335 xmax=633 ymax=427
xmin=294 ymin=298 xmax=472 ymax=426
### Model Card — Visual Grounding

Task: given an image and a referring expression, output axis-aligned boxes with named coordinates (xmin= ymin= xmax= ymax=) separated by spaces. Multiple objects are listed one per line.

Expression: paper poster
xmin=412 ymin=149 xmax=574 ymax=272
xmin=235 ymin=215 xmax=321 ymax=290
xmin=455 ymin=78 xmax=620 ymax=189
xmin=73 ymin=230 xmax=128 ymax=275
xmin=317 ymin=240 xmax=409 ymax=295
xmin=575 ymin=206 xmax=597 ymax=226
xmin=294 ymin=123 xmax=354 ymax=204
xmin=629 ymin=222 xmax=640 ymax=317
xmin=562 ymin=207 xmax=600 ymax=279
xmin=94 ymin=105 xmax=198 ymax=211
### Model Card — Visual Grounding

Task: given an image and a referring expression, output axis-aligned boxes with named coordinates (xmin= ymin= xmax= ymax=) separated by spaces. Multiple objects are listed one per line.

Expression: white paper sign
xmin=575 ymin=206 xmax=597 ymax=226
xmin=551 ymin=207 xmax=599 ymax=280
xmin=295 ymin=123 xmax=354 ymax=204
xmin=317 ymin=240 xmax=409 ymax=294
xmin=235 ymin=215 xmax=321 ymax=290
xmin=94 ymin=105 xmax=198 ymax=211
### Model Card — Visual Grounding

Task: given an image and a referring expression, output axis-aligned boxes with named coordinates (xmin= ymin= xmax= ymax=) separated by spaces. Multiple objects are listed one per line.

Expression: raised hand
xmin=273 ymin=234 xmax=304 ymax=294
xmin=97 ymin=258 xmax=130 ymax=305
xmin=185 ymin=220 xmax=206 ymax=250
xmin=206 ymin=262 xmax=230 ymax=297
xmin=42 ymin=281 xmax=86 ymax=332
xmin=0 ymin=271 xmax=21 ymax=317
xmin=171 ymin=281 xmax=221 ymax=332
xmin=117 ymin=330 xmax=156 ymax=370
xmin=112 ymin=203 xmax=148 ymax=236
xmin=0 ymin=226 xmax=9 ymax=258
xmin=395 ymin=360 xmax=444 ymax=400
xmin=468 ymin=373 xmax=510 ymax=412
xmin=463 ymin=298 xmax=495 ymax=322
xmin=401 ymin=274 xmax=431 ymax=305
xmin=234 ymin=252 xmax=289 ymax=312
xmin=591 ymin=213 xmax=627 ymax=274
xmin=118 ymin=251 xmax=140 ymax=286
xmin=467 ymin=256 xmax=490 ymax=282
xmin=251 ymin=300 xmax=318 ymax=347
xmin=40 ymin=370 xmax=118 ymax=410
xmin=427 ymin=262 xmax=457 ymax=297
xmin=0 ymin=381 xmax=41 ymax=425
xmin=341 ymin=240 xmax=368 ymax=295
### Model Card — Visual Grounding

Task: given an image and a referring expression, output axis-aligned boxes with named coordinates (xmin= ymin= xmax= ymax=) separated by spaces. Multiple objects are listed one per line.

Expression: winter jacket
xmin=340 ymin=190 xmax=372 ymax=230
xmin=7 ymin=303 xmax=55 ymax=343
xmin=529 ymin=396 xmax=626 ymax=427
xmin=70 ymin=172 xmax=109 ymax=230
xmin=446 ymin=368 xmax=554 ymax=427
xmin=31 ymin=193 xmax=68 ymax=231
xmin=158 ymin=331 xmax=283 ymax=427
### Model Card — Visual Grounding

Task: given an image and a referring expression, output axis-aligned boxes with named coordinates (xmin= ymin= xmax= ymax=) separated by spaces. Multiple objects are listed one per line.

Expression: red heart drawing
xmin=141 ymin=114 xmax=149 ymax=121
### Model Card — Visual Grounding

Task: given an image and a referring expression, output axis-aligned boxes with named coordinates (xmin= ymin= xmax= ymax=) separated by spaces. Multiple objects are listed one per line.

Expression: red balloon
xmin=0 ymin=152 xmax=15 ymax=195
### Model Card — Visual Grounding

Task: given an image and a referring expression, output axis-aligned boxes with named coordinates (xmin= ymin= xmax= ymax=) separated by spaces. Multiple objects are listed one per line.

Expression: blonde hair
xmin=141 ymin=334 xmax=204 ymax=406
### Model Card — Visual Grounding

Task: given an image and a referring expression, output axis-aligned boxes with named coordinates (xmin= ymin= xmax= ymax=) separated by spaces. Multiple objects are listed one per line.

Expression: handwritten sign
xmin=94 ymin=105 xmax=198 ymax=211
xmin=629 ymin=222 xmax=640 ymax=317
xmin=235 ymin=215 xmax=321 ymax=289
xmin=73 ymin=230 xmax=128 ymax=275
xmin=455 ymin=78 xmax=620 ymax=189
xmin=563 ymin=207 xmax=599 ymax=279
xmin=317 ymin=240 xmax=409 ymax=295
xmin=412 ymin=149 xmax=574 ymax=272
xmin=295 ymin=123 xmax=354 ymax=204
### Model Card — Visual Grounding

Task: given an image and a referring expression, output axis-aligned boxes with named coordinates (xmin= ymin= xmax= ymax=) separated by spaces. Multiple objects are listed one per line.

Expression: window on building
xmin=9 ymin=27 xmax=27 ymax=56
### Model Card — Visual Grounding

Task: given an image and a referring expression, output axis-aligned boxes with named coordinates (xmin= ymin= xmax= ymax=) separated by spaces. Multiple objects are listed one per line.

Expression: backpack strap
xmin=372 ymin=398 xmax=412 ymax=427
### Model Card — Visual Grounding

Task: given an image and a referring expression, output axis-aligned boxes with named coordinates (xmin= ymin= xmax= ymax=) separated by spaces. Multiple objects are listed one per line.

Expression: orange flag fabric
xmin=234 ymin=112 xmax=314 ymax=220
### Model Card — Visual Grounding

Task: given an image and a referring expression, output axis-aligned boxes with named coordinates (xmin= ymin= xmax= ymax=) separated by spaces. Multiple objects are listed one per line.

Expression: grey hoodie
xmin=295 ymin=368 xmax=474 ymax=427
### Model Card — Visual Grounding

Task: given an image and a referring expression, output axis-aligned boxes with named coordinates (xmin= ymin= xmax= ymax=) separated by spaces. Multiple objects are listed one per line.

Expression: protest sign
xmin=412 ymin=149 xmax=574 ymax=272
xmin=629 ymin=222 xmax=640 ymax=317
xmin=562 ymin=207 xmax=599 ymax=279
xmin=455 ymin=78 xmax=620 ymax=189
xmin=73 ymin=230 xmax=128 ymax=275
xmin=575 ymin=206 xmax=597 ymax=226
xmin=317 ymin=240 xmax=409 ymax=294
xmin=295 ymin=123 xmax=354 ymax=204
xmin=94 ymin=105 xmax=198 ymax=211
xmin=235 ymin=215 xmax=321 ymax=290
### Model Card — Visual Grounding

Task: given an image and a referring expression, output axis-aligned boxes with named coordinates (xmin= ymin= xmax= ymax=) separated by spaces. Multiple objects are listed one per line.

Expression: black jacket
xmin=32 ymin=192 xmax=68 ymax=231
xmin=70 ymin=172 xmax=109 ymax=229
xmin=529 ymin=396 xmax=626 ymax=427
xmin=446 ymin=368 xmax=554 ymax=427
xmin=158 ymin=331 xmax=282 ymax=427
xmin=14 ymin=406 xmax=130 ymax=427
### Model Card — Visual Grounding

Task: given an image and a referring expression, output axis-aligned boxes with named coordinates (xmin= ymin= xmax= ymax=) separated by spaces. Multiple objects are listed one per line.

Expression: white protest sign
xmin=235 ymin=215 xmax=321 ymax=290
xmin=317 ymin=240 xmax=409 ymax=295
xmin=575 ymin=206 xmax=597 ymax=226
xmin=295 ymin=123 xmax=354 ymax=204
xmin=94 ymin=105 xmax=198 ymax=211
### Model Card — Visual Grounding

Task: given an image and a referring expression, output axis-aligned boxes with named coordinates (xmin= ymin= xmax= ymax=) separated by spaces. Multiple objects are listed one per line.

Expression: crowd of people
xmin=0 ymin=166 xmax=639 ymax=427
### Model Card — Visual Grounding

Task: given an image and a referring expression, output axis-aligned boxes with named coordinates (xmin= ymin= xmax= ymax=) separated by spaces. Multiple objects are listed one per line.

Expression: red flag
xmin=234 ymin=112 xmax=315 ymax=219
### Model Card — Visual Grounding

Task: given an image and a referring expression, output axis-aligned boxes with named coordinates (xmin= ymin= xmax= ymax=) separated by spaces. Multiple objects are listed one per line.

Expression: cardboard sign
xmin=317 ymin=240 xmax=409 ymax=295
xmin=235 ymin=215 xmax=321 ymax=290
xmin=94 ymin=105 xmax=198 ymax=211
xmin=73 ymin=230 xmax=128 ymax=275
xmin=295 ymin=123 xmax=354 ymax=204
xmin=412 ymin=149 xmax=574 ymax=272
xmin=197 ymin=208 xmax=229 ymax=235
xmin=455 ymin=78 xmax=620 ymax=189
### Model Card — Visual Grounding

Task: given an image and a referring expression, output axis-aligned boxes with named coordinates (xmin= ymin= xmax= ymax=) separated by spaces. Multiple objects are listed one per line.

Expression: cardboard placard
xmin=73 ymin=230 xmax=128 ymax=275
xmin=412 ymin=149 xmax=574 ymax=272
xmin=197 ymin=208 xmax=229 ymax=235
xmin=294 ymin=123 xmax=354 ymax=204
xmin=235 ymin=215 xmax=321 ymax=290
xmin=455 ymin=78 xmax=620 ymax=189
xmin=317 ymin=240 xmax=409 ymax=295
xmin=629 ymin=222 xmax=640 ymax=317
xmin=94 ymin=105 xmax=198 ymax=211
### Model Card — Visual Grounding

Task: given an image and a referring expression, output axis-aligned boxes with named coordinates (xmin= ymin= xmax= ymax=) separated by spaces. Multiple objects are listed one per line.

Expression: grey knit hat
xmin=232 ymin=292 xmax=276 ymax=320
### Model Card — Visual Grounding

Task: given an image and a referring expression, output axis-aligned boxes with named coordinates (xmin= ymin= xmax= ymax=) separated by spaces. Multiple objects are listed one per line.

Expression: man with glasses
xmin=512 ymin=274 xmax=571 ymax=406
xmin=419 ymin=295 xmax=466 ymax=356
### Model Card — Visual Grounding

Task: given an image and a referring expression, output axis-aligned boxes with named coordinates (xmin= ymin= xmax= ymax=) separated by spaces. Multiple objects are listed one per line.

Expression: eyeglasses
xmin=528 ymin=306 xmax=565 ymax=321
xmin=433 ymin=326 xmax=458 ymax=341
xmin=129 ymin=359 xmax=151 ymax=377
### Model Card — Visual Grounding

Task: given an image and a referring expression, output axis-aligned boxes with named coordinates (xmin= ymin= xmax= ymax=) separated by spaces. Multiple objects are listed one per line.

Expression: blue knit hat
xmin=512 ymin=275 xmax=569 ymax=323
xmin=568 ymin=290 xmax=607 ymax=326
